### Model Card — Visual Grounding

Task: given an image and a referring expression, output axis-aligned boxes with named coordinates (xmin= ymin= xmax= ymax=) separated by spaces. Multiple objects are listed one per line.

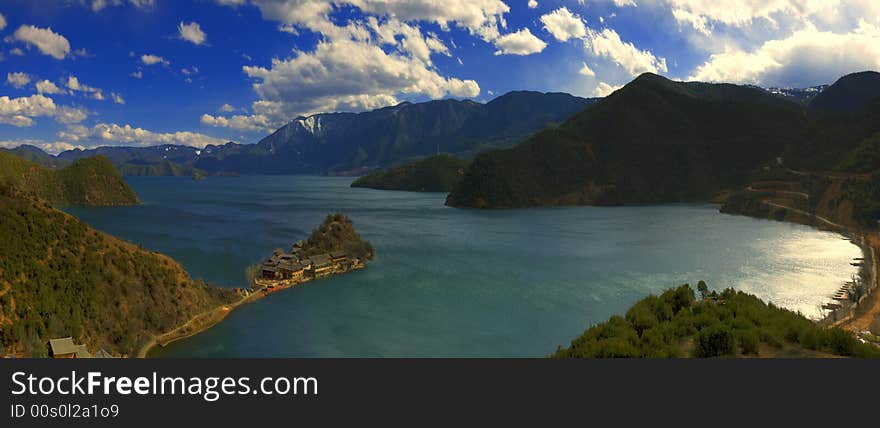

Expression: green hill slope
xmin=0 ymin=189 xmax=237 ymax=357
xmin=351 ymin=154 xmax=468 ymax=192
xmin=0 ymin=152 xmax=139 ymax=206
xmin=446 ymin=73 xmax=806 ymax=208
xmin=808 ymin=71 xmax=880 ymax=113
xmin=553 ymin=284 xmax=880 ymax=358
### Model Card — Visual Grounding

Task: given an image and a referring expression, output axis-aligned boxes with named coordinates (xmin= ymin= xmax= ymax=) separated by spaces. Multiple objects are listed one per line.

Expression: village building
xmin=309 ymin=254 xmax=333 ymax=277
xmin=330 ymin=250 xmax=348 ymax=264
xmin=48 ymin=337 xmax=91 ymax=358
xmin=260 ymin=263 xmax=278 ymax=280
xmin=278 ymin=261 xmax=306 ymax=281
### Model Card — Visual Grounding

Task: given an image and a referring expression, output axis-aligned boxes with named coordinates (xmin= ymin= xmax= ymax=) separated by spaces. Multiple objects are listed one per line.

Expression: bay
xmin=64 ymin=176 xmax=860 ymax=357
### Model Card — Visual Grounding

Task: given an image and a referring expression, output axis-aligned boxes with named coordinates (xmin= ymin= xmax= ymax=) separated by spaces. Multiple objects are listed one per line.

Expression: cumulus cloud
xmin=36 ymin=80 xmax=68 ymax=95
xmin=54 ymin=105 xmax=89 ymax=125
xmin=493 ymin=28 xmax=547 ymax=55
xmin=130 ymin=70 xmax=143 ymax=79
xmin=111 ymin=92 xmax=125 ymax=105
xmin=220 ymin=0 xmax=510 ymax=42
xmin=178 ymin=21 xmax=207 ymax=45
xmin=11 ymin=25 xmax=71 ymax=60
xmin=6 ymin=72 xmax=31 ymax=89
xmin=689 ymin=20 xmax=880 ymax=87
xmin=585 ymin=27 xmax=668 ymax=76
xmin=0 ymin=94 xmax=56 ymax=127
xmin=219 ymin=103 xmax=236 ymax=112
xmin=528 ymin=1 xmax=538 ymax=9
xmin=90 ymin=0 xmax=155 ymax=12
xmin=141 ymin=54 xmax=169 ymax=66
xmin=230 ymin=38 xmax=479 ymax=127
xmin=0 ymin=13 xmax=6 ymax=31
xmin=0 ymin=94 xmax=87 ymax=127
xmin=662 ymin=0 xmax=837 ymax=33
xmin=541 ymin=7 xmax=587 ymax=42
xmin=66 ymin=76 xmax=105 ymax=100
xmin=208 ymin=0 xmax=521 ymax=130
xmin=592 ymin=81 xmax=622 ymax=97
xmin=59 ymin=123 xmax=227 ymax=148
xmin=201 ymin=113 xmax=272 ymax=132
xmin=579 ymin=62 xmax=596 ymax=77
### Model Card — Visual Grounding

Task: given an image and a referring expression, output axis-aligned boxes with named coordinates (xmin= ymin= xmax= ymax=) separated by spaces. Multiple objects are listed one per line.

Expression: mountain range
xmin=446 ymin=71 xmax=880 ymax=209
xmin=5 ymin=91 xmax=597 ymax=177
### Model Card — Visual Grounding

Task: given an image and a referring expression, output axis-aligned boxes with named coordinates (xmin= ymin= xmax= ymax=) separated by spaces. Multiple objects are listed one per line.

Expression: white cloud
xmin=585 ymin=27 xmax=668 ymax=76
xmin=219 ymin=103 xmax=236 ymax=112
xmin=90 ymin=0 xmax=155 ymax=12
xmin=35 ymin=80 xmax=68 ymax=95
xmin=0 ymin=94 xmax=56 ymax=127
xmin=689 ymin=20 xmax=880 ymax=87
xmin=111 ymin=92 xmax=125 ymax=105
xmin=66 ymin=76 xmax=105 ymax=100
xmin=54 ymin=106 xmax=89 ymax=125
xmin=614 ymin=0 xmax=637 ymax=6
xmin=141 ymin=54 xmax=169 ymax=66
xmin=0 ymin=94 xmax=87 ymax=127
xmin=592 ymin=81 xmax=622 ymax=97
xmin=662 ymin=0 xmax=838 ymax=32
xmin=541 ymin=7 xmax=587 ymax=42
xmin=528 ymin=1 xmax=538 ymax=9
xmin=278 ymin=24 xmax=299 ymax=34
xmin=59 ymin=123 xmax=227 ymax=148
xmin=178 ymin=21 xmax=207 ymax=45
xmin=671 ymin=8 xmax=711 ymax=36
xmin=212 ymin=0 xmax=512 ymax=128
xmin=201 ymin=113 xmax=272 ymax=132
xmin=0 ymin=13 xmax=6 ymax=31
xmin=493 ymin=28 xmax=547 ymax=55
xmin=11 ymin=25 xmax=71 ymax=60
xmin=6 ymin=72 xmax=31 ymax=89
xmin=242 ymin=38 xmax=479 ymax=118
xmin=9 ymin=48 xmax=25 ymax=56
xmin=130 ymin=70 xmax=143 ymax=79
xmin=218 ymin=0 xmax=510 ymax=42
xmin=579 ymin=62 xmax=596 ymax=77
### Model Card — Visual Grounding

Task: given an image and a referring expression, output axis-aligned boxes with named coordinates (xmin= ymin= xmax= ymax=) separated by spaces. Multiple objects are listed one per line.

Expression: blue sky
xmin=2 ymin=0 xmax=880 ymax=153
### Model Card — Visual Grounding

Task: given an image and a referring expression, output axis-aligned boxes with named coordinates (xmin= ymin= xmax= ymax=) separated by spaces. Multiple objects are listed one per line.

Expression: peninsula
xmin=251 ymin=213 xmax=375 ymax=292
xmin=140 ymin=214 xmax=375 ymax=357
xmin=351 ymin=154 xmax=468 ymax=192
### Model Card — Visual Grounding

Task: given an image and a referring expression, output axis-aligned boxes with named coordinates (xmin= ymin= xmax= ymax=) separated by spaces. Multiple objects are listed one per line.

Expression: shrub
xmin=738 ymin=330 xmax=760 ymax=355
xmin=695 ymin=324 xmax=735 ymax=358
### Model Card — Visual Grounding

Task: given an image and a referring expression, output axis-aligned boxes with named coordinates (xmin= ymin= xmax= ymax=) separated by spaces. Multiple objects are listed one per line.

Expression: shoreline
xmin=719 ymin=198 xmax=879 ymax=329
xmin=136 ymin=264 xmax=367 ymax=358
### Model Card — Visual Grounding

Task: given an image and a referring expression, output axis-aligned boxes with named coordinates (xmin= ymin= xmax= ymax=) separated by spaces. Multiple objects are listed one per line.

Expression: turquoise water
xmin=65 ymin=176 xmax=860 ymax=357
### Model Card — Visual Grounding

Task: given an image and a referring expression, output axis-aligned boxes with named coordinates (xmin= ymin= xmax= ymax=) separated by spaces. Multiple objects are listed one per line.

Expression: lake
xmin=65 ymin=176 xmax=861 ymax=357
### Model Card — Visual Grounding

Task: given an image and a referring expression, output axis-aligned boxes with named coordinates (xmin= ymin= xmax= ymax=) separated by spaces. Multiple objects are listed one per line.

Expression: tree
xmin=697 ymin=281 xmax=709 ymax=300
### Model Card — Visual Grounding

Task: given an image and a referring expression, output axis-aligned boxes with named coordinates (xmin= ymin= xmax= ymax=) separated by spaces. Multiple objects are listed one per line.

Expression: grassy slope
xmin=447 ymin=73 xmax=806 ymax=208
xmin=0 ymin=189 xmax=237 ymax=357
xmin=0 ymin=152 xmax=139 ymax=206
xmin=553 ymin=284 xmax=880 ymax=358
xmin=351 ymin=154 xmax=469 ymax=192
